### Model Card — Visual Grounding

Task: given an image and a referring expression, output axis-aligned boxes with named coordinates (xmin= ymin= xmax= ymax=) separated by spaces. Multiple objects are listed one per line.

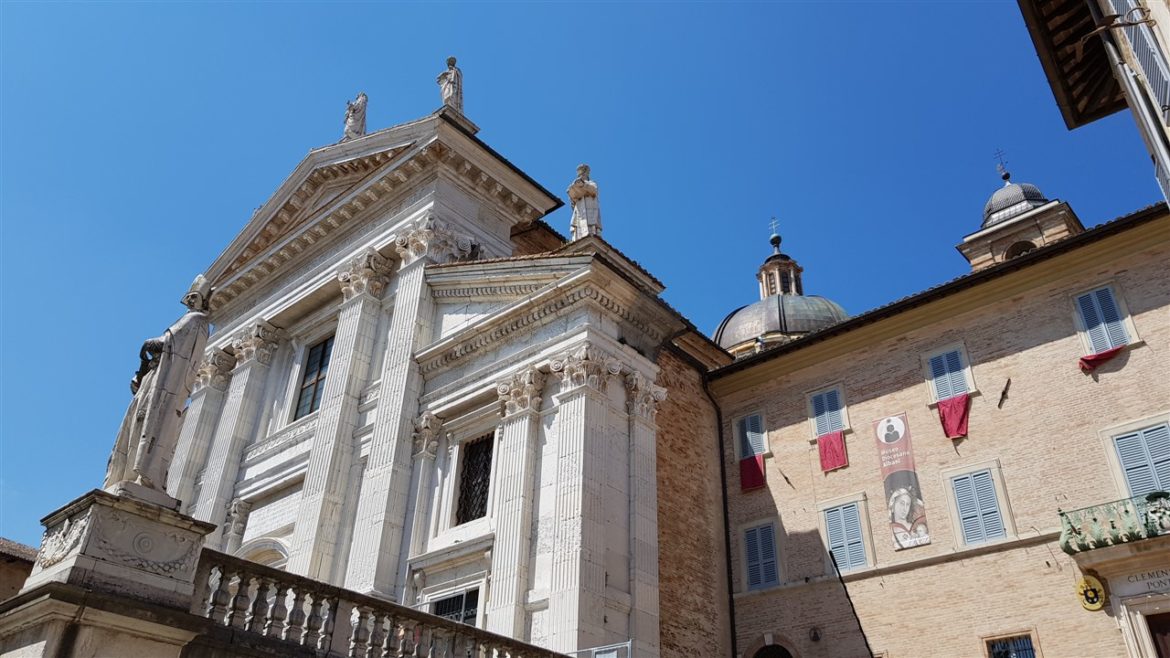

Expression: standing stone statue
xmin=567 ymin=163 xmax=602 ymax=240
xmin=437 ymin=57 xmax=463 ymax=112
xmin=105 ymin=275 xmax=212 ymax=498
xmin=343 ymin=91 xmax=368 ymax=142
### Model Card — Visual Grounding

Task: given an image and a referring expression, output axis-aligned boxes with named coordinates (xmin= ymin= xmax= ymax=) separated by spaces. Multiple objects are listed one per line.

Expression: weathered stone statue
xmin=105 ymin=275 xmax=212 ymax=497
xmin=567 ymin=163 xmax=602 ymax=240
xmin=437 ymin=57 xmax=463 ymax=112
xmin=343 ymin=91 xmax=368 ymax=142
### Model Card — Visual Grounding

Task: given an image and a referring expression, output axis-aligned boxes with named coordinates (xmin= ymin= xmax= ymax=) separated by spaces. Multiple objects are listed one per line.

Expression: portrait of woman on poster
xmin=889 ymin=487 xmax=928 ymax=548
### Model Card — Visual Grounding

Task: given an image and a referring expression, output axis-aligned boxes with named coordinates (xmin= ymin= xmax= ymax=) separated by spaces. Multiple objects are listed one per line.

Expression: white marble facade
xmin=167 ymin=107 xmax=679 ymax=656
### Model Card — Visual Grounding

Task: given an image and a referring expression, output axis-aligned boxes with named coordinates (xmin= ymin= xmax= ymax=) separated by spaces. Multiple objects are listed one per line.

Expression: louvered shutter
xmin=825 ymin=503 xmax=867 ymax=571
xmin=929 ymin=349 xmax=968 ymax=401
xmin=1076 ymin=287 xmax=1129 ymax=353
xmin=825 ymin=506 xmax=845 ymax=568
xmin=1109 ymin=0 xmax=1170 ymax=125
xmin=739 ymin=414 xmax=765 ymax=458
xmin=744 ymin=527 xmax=762 ymax=589
xmin=758 ymin=524 xmax=779 ymax=587
xmin=1115 ymin=424 xmax=1170 ymax=497
xmin=953 ymin=470 xmax=1004 ymax=544
xmin=812 ymin=389 xmax=844 ymax=436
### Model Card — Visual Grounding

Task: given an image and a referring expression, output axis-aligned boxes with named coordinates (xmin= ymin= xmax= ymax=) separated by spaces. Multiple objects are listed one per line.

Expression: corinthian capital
xmin=626 ymin=370 xmax=667 ymax=420
xmin=497 ymin=367 xmax=547 ymax=417
xmin=412 ymin=411 xmax=441 ymax=459
xmin=393 ymin=211 xmax=474 ymax=266
xmin=231 ymin=320 xmax=282 ymax=366
xmin=338 ymin=248 xmax=392 ymax=301
xmin=194 ymin=348 xmax=237 ymax=393
xmin=550 ymin=342 xmax=623 ymax=393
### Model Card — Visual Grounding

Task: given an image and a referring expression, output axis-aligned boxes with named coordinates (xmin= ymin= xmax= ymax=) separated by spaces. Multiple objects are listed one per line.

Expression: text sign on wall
xmin=1111 ymin=568 xmax=1170 ymax=598
xmin=873 ymin=414 xmax=931 ymax=550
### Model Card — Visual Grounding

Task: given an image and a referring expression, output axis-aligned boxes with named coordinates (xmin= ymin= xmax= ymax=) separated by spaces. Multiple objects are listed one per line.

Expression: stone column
xmin=546 ymin=344 xmax=622 ymax=653
xmin=405 ymin=413 xmax=440 ymax=558
xmin=168 ymin=348 xmax=235 ymax=513
xmin=222 ymin=497 xmax=253 ymax=555
xmin=343 ymin=214 xmax=472 ymax=598
xmin=286 ymin=249 xmax=390 ymax=582
xmin=485 ymin=367 xmax=546 ymax=637
xmin=192 ymin=321 xmax=279 ymax=546
xmin=625 ymin=371 xmax=666 ymax=658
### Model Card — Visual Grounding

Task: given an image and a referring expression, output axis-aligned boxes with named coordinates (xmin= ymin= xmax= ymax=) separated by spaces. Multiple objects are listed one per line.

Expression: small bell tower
xmin=757 ymin=219 xmax=804 ymax=299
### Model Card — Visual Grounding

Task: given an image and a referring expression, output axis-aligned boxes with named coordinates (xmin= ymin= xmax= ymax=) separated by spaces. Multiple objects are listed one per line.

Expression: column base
xmin=21 ymin=489 xmax=215 ymax=610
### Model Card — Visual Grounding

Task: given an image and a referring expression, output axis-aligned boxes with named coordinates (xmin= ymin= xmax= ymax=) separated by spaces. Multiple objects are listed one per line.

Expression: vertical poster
xmin=873 ymin=414 xmax=931 ymax=549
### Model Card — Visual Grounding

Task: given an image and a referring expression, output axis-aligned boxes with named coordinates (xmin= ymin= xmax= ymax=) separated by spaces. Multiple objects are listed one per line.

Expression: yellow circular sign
xmin=1077 ymin=575 xmax=1106 ymax=611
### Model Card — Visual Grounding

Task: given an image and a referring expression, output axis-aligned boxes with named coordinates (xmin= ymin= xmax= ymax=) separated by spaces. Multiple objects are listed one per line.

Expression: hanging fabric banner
xmin=873 ymin=413 xmax=931 ymax=550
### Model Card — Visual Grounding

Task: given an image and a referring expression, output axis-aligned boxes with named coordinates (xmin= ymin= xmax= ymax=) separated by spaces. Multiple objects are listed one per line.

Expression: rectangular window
xmin=738 ymin=413 xmax=766 ymax=458
xmin=744 ymin=522 xmax=779 ymax=590
xmin=456 ymin=433 xmax=494 ymax=525
xmin=952 ymin=469 xmax=1006 ymax=545
xmin=928 ymin=348 xmax=969 ymax=402
xmin=986 ymin=634 xmax=1036 ymax=658
xmin=1114 ymin=423 xmax=1170 ymax=497
xmin=824 ymin=502 xmax=867 ymax=572
xmin=431 ymin=588 xmax=479 ymax=625
xmin=1075 ymin=286 xmax=1130 ymax=353
xmin=810 ymin=387 xmax=845 ymax=437
xmin=294 ymin=336 xmax=334 ymax=420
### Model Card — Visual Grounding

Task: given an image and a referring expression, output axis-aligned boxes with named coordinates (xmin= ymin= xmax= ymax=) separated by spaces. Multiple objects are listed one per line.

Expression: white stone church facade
xmin=165 ymin=104 xmax=728 ymax=657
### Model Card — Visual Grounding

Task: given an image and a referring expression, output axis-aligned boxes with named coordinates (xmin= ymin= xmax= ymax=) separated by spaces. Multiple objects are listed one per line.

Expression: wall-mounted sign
xmin=1077 ymin=574 xmax=1106 ymax=611
xmin=1111 ymin=568 xmax=1170 ymax=599
xmin=873 ymin=414 xmax=930 ymax=550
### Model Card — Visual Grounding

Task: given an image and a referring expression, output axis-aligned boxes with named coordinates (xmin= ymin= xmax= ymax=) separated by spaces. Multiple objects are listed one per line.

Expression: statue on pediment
xmin=567 ymin=163 xmax=602 ymax=240
xmin=343 ymin=91 xmax=368 ymax=142
xmin=437 ymin=57 xmax=463 ymax=112
xmin=105 ymin=275 xmax=212 ymax=497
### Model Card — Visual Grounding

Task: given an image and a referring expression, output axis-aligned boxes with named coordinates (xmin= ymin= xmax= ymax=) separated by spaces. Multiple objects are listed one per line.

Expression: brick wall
xmin=655 ymin=349 xmax=733 ymax=658
xmin=718 ymin=230 xmax=1170 ymax=657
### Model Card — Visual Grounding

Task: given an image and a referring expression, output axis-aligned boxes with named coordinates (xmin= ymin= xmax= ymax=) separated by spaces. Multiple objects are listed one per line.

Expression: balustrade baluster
xmin=305 ymin=593 xmax=326 ymax=647
xmin=207 ymin=565 xmax=233 ymax=624
xmin=265 ymin=583 xmax=290 ymax=639
xmin=227 ymin=570 xmax=252 ymax=629
xmin=322 ymin=596 xmax=340 ymax=651
xmin=246 ymin=576 xmax=273 ymax=632
xmin=398 ymin=620 xmax=416 ymax=657
xmin=285 ymin=587 xmax=307 ymax=644
xmin=350 ymin=605 xmax=372 ymax=658
xmin=368 ymin=612 xmax=388 ymax=658
xmin=414 ymin=625 xmax=430 ymax=658
xmin=382 ymin=615 xmax=402 ymax=658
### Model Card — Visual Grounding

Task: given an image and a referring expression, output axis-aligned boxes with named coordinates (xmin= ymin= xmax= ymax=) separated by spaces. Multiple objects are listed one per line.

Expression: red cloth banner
xmin=818 ymin=431 xmax=848 ymax=472
xmin=740 ymin=455 xmax=766 ymax=491
xmin=1079 ymin=345 xmax=1125 ymax=373
xmin=937 ymin=393 xmax=970 ymax=439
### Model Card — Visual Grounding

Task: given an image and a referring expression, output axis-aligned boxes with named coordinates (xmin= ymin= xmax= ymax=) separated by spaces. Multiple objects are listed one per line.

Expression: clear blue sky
xmin=0 ymin=3 xmax=1157 ymax=546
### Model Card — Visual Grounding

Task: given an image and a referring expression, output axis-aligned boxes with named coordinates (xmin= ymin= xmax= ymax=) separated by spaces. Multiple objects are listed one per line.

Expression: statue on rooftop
xmin=567 ymin=163 xmax=602 ymax=240
xmin=343 ymin=91 xmax=368 ymax=142
xmin=105 ymin=275 xmax=212 ymax=496
xmin=437 ymin=57 xmax=463 ymax=112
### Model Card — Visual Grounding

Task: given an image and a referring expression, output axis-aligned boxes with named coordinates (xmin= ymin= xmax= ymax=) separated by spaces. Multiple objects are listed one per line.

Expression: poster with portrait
xmin=873 ymin=413 xmax=931 ymax=550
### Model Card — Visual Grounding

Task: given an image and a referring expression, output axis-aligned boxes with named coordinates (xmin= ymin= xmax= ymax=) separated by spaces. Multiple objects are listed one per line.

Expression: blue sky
xmin=0 ymin=2 xmax=1157 ymax=546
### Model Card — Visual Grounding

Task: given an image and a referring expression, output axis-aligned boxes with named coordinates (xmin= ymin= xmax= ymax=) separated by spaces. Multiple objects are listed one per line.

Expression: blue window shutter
xmin=930 ymin=349 xmax=968 ymax=401
xmin=812 ymin=389 xmax=844 ymax=436
xmin=1094 ymin=288 xmax=1130 ymax=349
xmin=739 ymin=414 xmax=765 ymax=457
xmin=758 ymin=524 xmax=779 ymax=587
xmin=953 ymin=474 xmax=985 ymax=544
xmin=842 ymin=503 xmax=867 ymax=569
xmin=1116 ymin=424 xmax=1170 ymax=497
xmin=825 ymin=506 xmax=845 ymax=565
xmin=1076 ymin=291 xmax=1110 ymax=353
xmin=972 ymin=470 xmax=1005 ymax=540
xmin=744 ymin=527 xmax=762 ymax=589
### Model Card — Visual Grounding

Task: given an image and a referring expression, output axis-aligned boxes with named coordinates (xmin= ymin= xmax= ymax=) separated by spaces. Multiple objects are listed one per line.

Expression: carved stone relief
xmin=394 ymin=212 xmax=474 ymax=266
xmin=497 ymin=367 xmax=547 ymax=416
xmin=338 ymin=248 xmax=392 ymax=301
xmin=550 ymin=343 xmax=623 ymax=393
xmin=231 ymin=321 xmax=282 ymax=366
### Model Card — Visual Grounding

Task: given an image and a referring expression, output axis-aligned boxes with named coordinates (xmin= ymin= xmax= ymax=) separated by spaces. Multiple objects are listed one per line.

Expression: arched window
xmin=1005 ymin=241 xmax=1036 ymax=259
xmin=236 ymin=538 xmax=290 ymax=570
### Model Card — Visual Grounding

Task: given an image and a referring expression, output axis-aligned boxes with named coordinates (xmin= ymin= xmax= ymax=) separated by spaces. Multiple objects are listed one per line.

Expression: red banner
xmin=873 ymin=414 xmax=931 ymax=550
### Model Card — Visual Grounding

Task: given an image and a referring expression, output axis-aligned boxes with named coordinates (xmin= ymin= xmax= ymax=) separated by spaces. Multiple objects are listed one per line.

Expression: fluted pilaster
xmin=169 ymin=348 xmax=236 ymax=512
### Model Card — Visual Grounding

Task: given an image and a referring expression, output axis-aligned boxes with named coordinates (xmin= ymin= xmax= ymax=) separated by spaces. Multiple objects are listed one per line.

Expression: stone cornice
xmin=415 ymin=264 xmax=681 ymax=378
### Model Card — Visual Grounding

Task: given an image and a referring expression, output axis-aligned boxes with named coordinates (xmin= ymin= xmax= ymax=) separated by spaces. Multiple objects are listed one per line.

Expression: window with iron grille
xmin=986 ymin=634 xmax=1036 ymax=658
xmin=431 ymin=589 xmax=478 ymax=625
xmin=456 ymin=433 xmax=494 ymax=525
xmin=294 ymin=336 xmax=334 ymax=420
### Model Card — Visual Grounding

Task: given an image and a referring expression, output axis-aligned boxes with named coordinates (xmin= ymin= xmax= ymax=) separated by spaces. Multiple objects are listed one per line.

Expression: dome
xmin=982 ymin=180 xmax=1048 ymax=228
xmin=714 ymin=294 xmax=848 ymax=350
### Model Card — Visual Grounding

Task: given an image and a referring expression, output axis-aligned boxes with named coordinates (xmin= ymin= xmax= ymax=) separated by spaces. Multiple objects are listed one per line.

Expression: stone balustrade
xmin=1059 ymin=491 xmax=1170 ymax=554
xmin=192 ymin=549 xmax=564 ymax=658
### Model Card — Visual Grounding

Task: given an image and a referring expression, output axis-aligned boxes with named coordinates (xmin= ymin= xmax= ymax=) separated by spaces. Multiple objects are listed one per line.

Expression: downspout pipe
xmin=699 ymin=365 xmax=739 ymax=658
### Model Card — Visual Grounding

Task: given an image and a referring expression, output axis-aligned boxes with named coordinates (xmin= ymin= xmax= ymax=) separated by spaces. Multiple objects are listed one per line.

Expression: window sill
xmin=927 ymin=389 xmax=981 ymax=409
xmin=807 ymin=428 xmax=853 ymax=445
xmin=1081 ymin=339 xmax=1146 ymax=359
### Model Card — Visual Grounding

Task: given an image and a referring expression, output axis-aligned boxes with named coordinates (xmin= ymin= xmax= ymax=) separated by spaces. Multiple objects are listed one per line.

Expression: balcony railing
xmin=1059 ymin=491 xmax=1170 ymax=555
xmin=192 ymin=549 xmax=564 ymax=657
